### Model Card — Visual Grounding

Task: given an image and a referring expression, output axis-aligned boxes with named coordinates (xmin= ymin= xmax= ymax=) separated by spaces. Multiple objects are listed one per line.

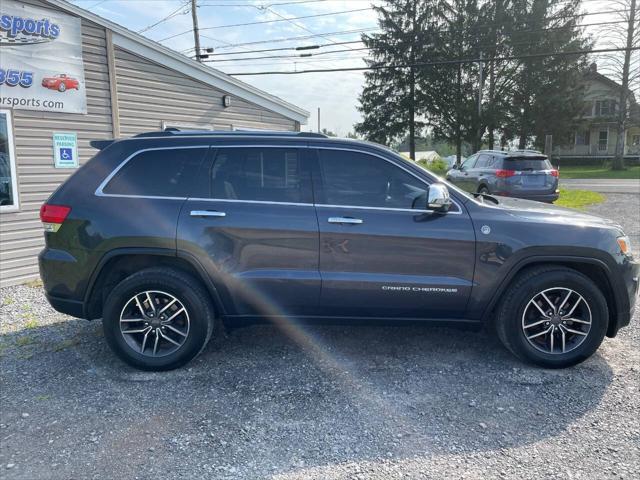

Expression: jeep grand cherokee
xmin=39 ymin=130 xmax=639 ymax=371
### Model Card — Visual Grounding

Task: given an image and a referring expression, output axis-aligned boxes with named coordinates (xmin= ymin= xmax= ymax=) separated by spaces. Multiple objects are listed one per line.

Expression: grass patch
xmin=555 ymin=188 xmax=605 ymax=210
xmin=24 ymin=319 xmax=39 ymax=329
xmin=559 ymin=165 xmax=640 ymax=179
xmin=416 ymin=158 xmax=449 ymax=177
xmin=24 ymin=278 xmax=43 ymax=288
xmin=52 ymin=338 xmax=80 ymax=352
xmin=16 ymin=336 xmax=36 ymax=347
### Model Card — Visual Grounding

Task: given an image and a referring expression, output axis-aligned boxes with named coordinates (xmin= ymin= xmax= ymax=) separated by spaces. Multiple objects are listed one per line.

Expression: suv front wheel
xmin=495 ymin=266 xmax=608 ymax=368
xmin=102 ymin=268 xmax=216 ymax=371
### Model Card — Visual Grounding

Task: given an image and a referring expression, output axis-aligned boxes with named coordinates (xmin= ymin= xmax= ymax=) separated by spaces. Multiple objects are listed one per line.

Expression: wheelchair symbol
xmin=59 ymin=148 xmax=73 ymax=161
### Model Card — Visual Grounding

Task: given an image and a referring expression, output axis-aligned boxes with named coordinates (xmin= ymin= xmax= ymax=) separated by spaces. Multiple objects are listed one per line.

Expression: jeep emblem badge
xmin=481 ymin=225 xmax=491 ymax=235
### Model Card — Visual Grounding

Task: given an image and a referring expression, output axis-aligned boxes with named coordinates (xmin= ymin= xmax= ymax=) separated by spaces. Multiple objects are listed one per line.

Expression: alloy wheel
xmin=521 ymin=287 xmax=592 ymax=355
xmin=119 ymin=290 xmax=190 ymax=357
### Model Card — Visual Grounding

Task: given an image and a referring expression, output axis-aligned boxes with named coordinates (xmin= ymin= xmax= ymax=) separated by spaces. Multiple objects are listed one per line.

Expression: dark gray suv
xmin=38 ymin=131 xmax=638 ymax=371
xmin=446 ymin=150 xmax=559 ymax=203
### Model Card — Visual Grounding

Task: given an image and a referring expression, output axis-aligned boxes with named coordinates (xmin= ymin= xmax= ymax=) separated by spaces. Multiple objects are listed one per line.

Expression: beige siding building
xmin=552 ymin=64 xmax=640 ymax=160
xmin=0 ymin=0 xmax=308 ymax=287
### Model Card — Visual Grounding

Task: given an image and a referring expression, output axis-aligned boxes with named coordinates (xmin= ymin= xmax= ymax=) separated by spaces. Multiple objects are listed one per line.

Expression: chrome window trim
xmin=95 ymin=144 xmax=464 ymax=215
xmin=95 ymin=145 xmax=210 ymax=198
xmin=188 ymin=198 xmax=312 ymax=207
xmin=316 ymin=204 xmax=437 ymax=214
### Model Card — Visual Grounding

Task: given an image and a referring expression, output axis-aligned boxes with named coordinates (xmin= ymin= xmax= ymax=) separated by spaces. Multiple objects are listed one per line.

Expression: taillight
xmin=495 ymin=169 xmax=516 ymax=178
xmin=40 ymin=204 xmax=71 ymax=232
xmin=550 ymin=169 xmax=559 ymax=177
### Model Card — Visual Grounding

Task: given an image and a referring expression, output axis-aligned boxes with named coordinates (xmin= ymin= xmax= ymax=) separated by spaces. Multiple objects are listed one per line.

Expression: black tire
xmin=102 ymin=268 xmax=216 ymax=371
xmin=58 ymin=83 xmax=66 ymax=92
xmin=495 ymin=266 xmax=608 ymax=368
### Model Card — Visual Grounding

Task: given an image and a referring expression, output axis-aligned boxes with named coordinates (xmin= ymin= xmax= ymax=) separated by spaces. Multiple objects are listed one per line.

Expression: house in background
xmin=552 ymin=64 xmax=640 ymax=162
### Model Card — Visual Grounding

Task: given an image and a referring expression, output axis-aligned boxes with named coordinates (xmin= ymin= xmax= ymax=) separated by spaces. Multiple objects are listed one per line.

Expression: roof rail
xmin=508 ymin=149 xmax=544 ymax=154
xmin=132 ymin=129 xmax=329 ymax=138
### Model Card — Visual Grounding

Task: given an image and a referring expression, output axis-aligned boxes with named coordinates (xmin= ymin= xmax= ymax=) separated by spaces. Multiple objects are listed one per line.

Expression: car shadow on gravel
xmin=0 ymin=317 xmax=613 ymax=478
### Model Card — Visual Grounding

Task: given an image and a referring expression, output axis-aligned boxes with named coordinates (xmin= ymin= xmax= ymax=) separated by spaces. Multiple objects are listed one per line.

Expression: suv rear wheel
xmin=102 ymin=268 xmax=216 ymax=371
xmin=495 ymin=266 xmax=608 ymax=368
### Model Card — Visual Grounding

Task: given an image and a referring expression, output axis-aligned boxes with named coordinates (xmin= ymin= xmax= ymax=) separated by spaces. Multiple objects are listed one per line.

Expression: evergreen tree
xmin=503 ymin=0 xmax=590 ymax=149
xmin=355 ymin=0 xmax=437 ymax=159
xmin=417 ymin=0 xmax=482 ymax=164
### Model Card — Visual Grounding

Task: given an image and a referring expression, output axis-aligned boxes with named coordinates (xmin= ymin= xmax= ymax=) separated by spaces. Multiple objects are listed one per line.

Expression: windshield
xmin=503 ymin=157 xmax=552 ymax=170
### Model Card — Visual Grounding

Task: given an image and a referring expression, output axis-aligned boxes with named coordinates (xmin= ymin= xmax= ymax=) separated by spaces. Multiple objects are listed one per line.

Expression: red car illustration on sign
xmin=41 ymin=74 xmax=80 ymax=92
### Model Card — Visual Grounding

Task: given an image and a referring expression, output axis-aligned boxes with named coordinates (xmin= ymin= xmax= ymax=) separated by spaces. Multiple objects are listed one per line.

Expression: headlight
xmin=617 ymin=236 xmax=632 ymax=257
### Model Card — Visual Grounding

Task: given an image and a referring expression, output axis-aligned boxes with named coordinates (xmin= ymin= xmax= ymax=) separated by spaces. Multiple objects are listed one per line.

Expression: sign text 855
xmin=0 ymin=69 xmax=33 ymax=88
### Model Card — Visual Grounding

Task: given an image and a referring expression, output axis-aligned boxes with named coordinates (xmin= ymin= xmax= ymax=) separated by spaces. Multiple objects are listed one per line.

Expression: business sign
xmin=53 ymin=132 xmax=78 ymax=168
xmin=0 ymin=0 xmax=87 ymax=114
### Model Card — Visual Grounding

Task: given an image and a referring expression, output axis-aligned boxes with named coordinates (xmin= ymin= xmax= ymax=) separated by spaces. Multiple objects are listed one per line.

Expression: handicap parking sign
xmin=53 ymin=132 xmax=78 ymax=168
xmin=60 ymin=148 xmax=72 ymax=161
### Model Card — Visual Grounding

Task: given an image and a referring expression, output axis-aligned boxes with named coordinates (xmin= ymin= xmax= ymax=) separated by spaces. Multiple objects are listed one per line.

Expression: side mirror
xmin=426 ymin=183 xmax=452 ymax=213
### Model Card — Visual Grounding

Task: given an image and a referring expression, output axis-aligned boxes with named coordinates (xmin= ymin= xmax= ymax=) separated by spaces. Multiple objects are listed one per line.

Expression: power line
xmin=200 ymin=0 xmax=330 ymax=6
xmin=137 ymin=1 xmax=190 ymax=33
xmin=157 ymin=7 xmax=372 ymax=41
xmin=181 ymin=27 xmax=377 ymax=52
xmin=195 ymin=19 xmax=627 ymax=57
xmin=198 ymin=40 xmax=362 ymax=56
xmin=226 ymin=46 xmax=640 ymax=75
xmin=261 ymin=5 xmax=363 ymax=56
xmin=202 ymin=46 xmax=368 ymax=62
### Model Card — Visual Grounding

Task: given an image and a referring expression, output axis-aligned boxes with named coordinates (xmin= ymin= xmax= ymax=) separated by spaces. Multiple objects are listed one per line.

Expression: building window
xmin=594 ymin=100 xmax=616 ymax=116
xmin=575 ymin=130 xmax=590 ymax=145
xmin=632 ymin=134 xmax=640 ymax=146
xmin=0 ymin=110 xmax=19 ymax=212
xmin=598 ymin=130 xmax=608 ymax=151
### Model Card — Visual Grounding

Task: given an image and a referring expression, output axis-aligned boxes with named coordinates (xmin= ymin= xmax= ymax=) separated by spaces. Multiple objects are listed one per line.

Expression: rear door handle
xmin=190 ymin=210 xmax=226 ymax=218
xmin=328 ymin=217 xmax=363 ymax=225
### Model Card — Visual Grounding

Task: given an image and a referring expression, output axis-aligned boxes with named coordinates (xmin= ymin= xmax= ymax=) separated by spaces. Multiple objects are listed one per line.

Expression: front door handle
xmin=190 ymin=210 xmax=226 ymax=218
xmin=328 ymin=217 xmax=363 ymax=225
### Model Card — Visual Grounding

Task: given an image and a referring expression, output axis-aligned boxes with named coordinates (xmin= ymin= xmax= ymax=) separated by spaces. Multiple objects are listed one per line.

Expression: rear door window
xmin=208 ymin=147 xmax=312 ymax=203
xmin=504 ymin=157 xmax=552 ymax=171
xmin=474 ymin=154 xmax=493 ymax=168
xmin=102 ymin=147 xmax=208 ymax=197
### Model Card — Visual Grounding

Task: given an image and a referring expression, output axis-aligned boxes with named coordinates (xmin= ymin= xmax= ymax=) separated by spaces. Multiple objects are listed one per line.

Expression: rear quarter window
xmin=504 ymin=157 xmax=552 ymax=170
xmin=102 ymin=147 xmax=208 ymax=197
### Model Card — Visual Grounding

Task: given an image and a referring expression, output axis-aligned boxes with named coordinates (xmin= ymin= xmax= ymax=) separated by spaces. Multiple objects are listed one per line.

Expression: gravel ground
xmin=1 ymin=195 xmax=639 ymax=480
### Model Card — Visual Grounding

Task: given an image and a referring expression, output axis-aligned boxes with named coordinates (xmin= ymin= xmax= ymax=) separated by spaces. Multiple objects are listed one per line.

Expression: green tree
xmin=503 ymin=0 xmax=590 ymax=150
xmin=355 ymin=0 xmax=437 ymax=159
xmin=418 ymin=0 xmax=481 ymax=164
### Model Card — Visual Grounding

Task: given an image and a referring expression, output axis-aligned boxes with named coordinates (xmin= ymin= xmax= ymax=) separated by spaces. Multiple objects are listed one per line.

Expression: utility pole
xmin=191 ymin=0 xmax=202 ymax=62
xmin=476 ymin=52 xmax=484 ymax=152
xmin=317 ymin=107 xmax=320 ymax=133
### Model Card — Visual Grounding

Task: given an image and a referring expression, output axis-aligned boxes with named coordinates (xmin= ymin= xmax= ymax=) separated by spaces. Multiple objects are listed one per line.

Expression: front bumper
xmin=612 ymin=257 xmax=640 ymax=335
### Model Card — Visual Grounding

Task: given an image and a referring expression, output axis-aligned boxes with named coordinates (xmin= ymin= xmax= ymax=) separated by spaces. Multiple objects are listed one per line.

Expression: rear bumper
xmin=39 ymin=247 xmax=90 ymax=319
xmin=495 ymin=192 xmax=559 ymax=203
xmin=45 ymin=293 xmax=85 ymax=318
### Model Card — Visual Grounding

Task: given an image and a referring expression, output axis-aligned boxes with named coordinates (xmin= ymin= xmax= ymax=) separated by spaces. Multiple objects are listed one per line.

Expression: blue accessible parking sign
xmin=53 ymin=132 xmax=78 ymax=168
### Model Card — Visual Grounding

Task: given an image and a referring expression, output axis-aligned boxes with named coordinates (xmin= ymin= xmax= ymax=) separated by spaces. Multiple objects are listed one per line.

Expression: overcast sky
xmin=69 ymin=0 xmax=626 ymax=134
